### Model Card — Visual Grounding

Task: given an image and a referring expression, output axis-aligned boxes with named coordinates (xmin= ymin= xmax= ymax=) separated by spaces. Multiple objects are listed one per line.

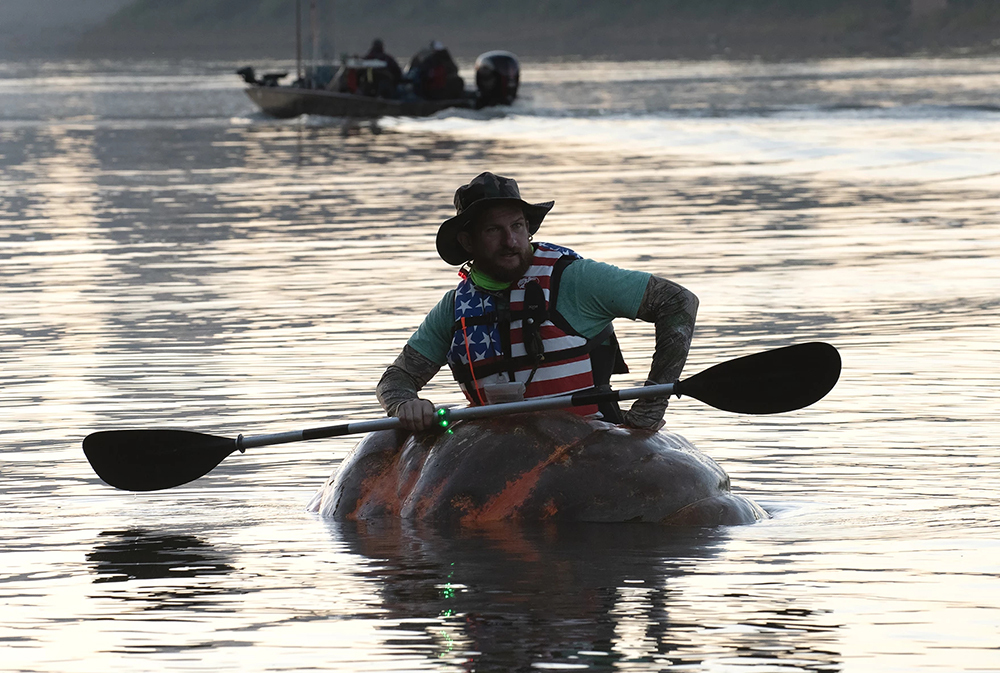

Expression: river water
xmin=1 ymin=56 xmax=999 ymax=672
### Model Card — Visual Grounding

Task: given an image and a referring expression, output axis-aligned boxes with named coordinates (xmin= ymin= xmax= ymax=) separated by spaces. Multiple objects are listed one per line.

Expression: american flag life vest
xmin=446 ymin=242 xmax=617 ymax=417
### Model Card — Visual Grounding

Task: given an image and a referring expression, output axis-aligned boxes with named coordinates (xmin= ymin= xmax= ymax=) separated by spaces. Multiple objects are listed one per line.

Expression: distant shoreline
xmin=73 ymin=31 xmax=1000 ymax=66
xmin=73 ymin=1 xmax=1000 ymax=63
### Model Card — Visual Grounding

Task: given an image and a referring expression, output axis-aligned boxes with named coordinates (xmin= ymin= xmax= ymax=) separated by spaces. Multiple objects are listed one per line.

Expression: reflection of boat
xmin=238 ymin=50 xmax=520 ymax=119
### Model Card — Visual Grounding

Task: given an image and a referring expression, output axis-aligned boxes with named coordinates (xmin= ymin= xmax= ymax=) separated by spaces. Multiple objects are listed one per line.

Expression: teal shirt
xmin=408 ymin=258 xmax=651 ymax=365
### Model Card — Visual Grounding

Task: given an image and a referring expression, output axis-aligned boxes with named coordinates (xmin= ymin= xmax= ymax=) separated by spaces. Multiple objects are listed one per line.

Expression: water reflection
xmin=331 ymin=521 xmax=842 ymax=671
xmin=87 ymin=529 xmax=236 ymax=610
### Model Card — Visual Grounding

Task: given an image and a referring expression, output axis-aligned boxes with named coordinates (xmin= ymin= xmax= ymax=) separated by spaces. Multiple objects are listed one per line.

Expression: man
xmin=406 ymin=40 xmax=464 ymax=100
xmin=378 ymin=172 xmax=699 ymax=433
xmin=363 ymin=38 xmax=403 ymax=89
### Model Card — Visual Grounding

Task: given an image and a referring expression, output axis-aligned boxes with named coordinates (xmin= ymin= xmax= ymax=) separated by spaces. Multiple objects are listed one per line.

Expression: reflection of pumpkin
xmin=309 ymin=411 xmax=767 ymax=526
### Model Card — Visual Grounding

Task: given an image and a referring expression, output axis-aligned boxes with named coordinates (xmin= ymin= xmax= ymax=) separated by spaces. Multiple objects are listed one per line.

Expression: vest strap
xmin=450 ymin=322 xmax=615 ymax=386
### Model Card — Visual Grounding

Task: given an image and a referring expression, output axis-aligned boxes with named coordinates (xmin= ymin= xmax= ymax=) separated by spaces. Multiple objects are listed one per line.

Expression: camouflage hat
xmin=436 ymin=172 xmax=554 ymax=265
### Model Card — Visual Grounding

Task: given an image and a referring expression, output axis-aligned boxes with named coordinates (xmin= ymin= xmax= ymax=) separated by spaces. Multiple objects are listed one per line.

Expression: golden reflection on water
xmin=2 ymin=59 xmax=1000 ymax=672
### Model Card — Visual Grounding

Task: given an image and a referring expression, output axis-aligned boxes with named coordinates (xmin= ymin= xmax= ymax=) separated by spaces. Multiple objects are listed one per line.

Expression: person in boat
xmin=406 ymin=40 xmax=464 ymax=100
xmin=362 ymin=38 xmax=403 ymax=95
xmin=377 ymin=172 xmax=699 ymax=433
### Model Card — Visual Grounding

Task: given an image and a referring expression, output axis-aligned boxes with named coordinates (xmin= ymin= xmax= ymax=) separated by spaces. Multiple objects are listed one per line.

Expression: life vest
xmin=446 ymin=242 xmax=627 ymax=420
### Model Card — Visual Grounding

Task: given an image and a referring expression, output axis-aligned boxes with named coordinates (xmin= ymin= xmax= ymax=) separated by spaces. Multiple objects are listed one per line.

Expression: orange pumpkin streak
xmin=462 ymin=435 xmax=586 ymax=523
xmin=348 ymin=468 xmax=404 ymax=519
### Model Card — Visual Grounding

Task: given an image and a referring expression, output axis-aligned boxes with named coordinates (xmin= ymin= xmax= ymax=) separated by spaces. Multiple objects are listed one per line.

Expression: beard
xmin=474 ymin=243 xmax=534 ymax=283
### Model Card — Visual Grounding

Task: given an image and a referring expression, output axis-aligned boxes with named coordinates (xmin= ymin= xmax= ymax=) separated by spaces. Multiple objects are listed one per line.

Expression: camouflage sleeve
xmin=376 ymin=344 xmax=443 ymax=416
xmin=623 ymin=276 xmax=699 ymax=429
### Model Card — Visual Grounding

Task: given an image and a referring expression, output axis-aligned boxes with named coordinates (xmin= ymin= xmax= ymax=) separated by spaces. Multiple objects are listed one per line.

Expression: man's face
xmin=457 ymin=202 xmax=534 ymax=282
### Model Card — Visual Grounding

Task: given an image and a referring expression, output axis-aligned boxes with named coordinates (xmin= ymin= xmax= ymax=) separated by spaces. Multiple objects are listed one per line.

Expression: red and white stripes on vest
xmin=446 ymin=242 xmax=615 ymax=416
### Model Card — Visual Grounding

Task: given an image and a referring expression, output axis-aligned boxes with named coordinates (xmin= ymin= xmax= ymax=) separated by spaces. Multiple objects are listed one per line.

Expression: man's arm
xmin=376 ymin=290 xmax=455 ymax=431
xmin=376 ymin=344 xmax=442 ymax=432
xmin=623 ymin=275 xmax=699 ymax=429
xmin=376 ymin=344 xmax=441 ymax=415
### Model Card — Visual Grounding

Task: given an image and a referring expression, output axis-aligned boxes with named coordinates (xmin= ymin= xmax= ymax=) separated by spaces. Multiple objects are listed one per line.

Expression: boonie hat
xmin=436 ymin=172 xmax=554 ymax=265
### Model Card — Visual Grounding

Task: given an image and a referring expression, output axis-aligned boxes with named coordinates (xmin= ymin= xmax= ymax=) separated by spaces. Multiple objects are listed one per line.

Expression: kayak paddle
xmin=83 ymin=341 xmax=840 ymax=492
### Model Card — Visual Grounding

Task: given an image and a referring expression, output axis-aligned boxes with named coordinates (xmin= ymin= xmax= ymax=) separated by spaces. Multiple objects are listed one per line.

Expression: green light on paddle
xmin=436 ymin=408 xmax=453 ymax=434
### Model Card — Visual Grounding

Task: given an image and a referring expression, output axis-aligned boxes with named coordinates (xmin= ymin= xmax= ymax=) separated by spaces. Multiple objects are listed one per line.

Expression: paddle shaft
xmin=82 ymin=342 xmax=841 ymax=492
xmin=237 ymin=383 xmax=676 ymax=450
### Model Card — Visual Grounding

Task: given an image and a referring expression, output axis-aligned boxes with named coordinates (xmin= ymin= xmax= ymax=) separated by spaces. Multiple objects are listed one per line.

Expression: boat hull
xmin=308 ymin=411 xmax=768 ymax=526
xmin=244 ymin=85 xmax=475 ymax=119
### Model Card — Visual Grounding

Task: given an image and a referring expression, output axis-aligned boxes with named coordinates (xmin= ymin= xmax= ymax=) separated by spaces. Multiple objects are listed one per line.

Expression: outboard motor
xmin=475 ymin=51 xmax=519 ymax=107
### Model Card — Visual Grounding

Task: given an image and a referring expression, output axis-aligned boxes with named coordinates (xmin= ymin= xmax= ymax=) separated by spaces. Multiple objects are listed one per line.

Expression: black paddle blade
xmin=676 ymin=342 xmax=841 ymax=414
xmin=83 ymin=430 xmax=239 ymax=492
